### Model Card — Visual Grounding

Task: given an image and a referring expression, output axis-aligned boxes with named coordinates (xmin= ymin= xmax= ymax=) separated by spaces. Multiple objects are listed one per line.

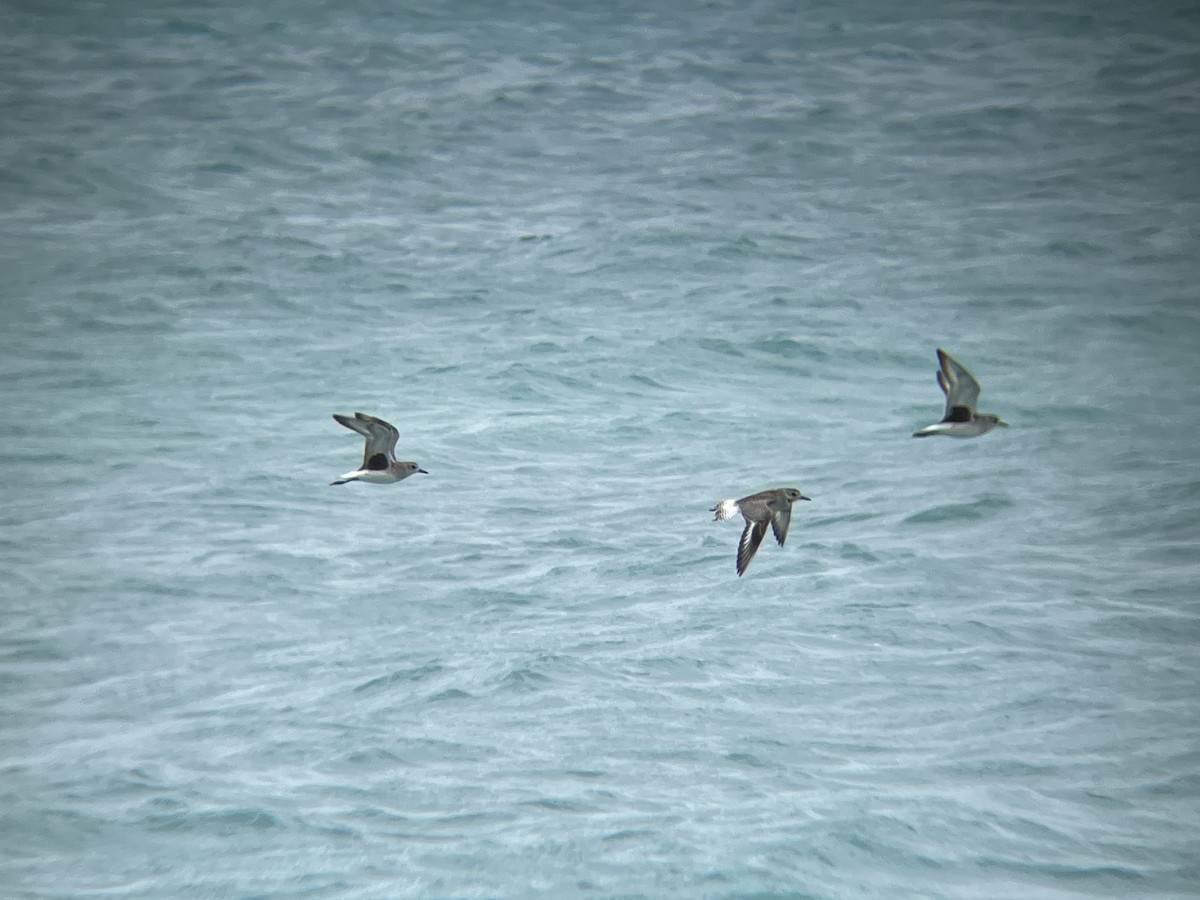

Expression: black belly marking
xmin=366 ymin=453 xmax=389 ymax=471
xmin=943 ymin=406 xmax=973 ymax=423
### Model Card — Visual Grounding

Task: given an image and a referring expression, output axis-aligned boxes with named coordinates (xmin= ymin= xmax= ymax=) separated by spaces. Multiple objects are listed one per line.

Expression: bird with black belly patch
xmin=331 ymin=412 xmax=428 ymax=485
xmin=913 ymin=348 xmax=1007 ymax=438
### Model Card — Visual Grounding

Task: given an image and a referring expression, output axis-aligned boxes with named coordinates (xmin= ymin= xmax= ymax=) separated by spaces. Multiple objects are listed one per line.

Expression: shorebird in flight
xmin=331 ymin=412 xmax=428 ymax=485
xmin=711 ymin=487 xmax=810 ymax=576
xmin=912 ymin=348 xmax=1007 ymax=438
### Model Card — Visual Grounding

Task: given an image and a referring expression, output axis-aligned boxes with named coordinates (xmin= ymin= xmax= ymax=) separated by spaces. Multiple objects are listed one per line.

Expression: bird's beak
xmin=997 ymin=420 xmax=1009 ymax=427
xmin=418 ymin=468 xmax=429 ymax=474
xmin=799 ymin=494 xmax=812 ymax=501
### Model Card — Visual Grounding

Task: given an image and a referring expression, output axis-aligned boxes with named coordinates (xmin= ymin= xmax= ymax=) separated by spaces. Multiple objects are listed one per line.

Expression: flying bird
xmin=331 ymin=412 xmax=428 ymax=485
xmin=711 ymin=487 xmax=810 ymax=576
xmin=912 ymin=348 xmax=1007 ymax=438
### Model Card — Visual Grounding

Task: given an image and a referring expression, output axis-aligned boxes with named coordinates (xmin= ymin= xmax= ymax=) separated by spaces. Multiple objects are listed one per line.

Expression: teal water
xmin=3 ymin=2 xmax=1199 ymax=897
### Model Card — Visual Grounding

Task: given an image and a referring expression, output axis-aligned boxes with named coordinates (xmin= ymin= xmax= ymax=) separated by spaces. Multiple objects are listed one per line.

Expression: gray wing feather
xmin=770 ymin=505 xmax=792 ymax=547
xmin=333 ymin=413 xmax=400 ymax=466
xmin=737 ymin=520 xmax=767 ymax=576
xmin=937 ymin=348 xmax=981 ymax=415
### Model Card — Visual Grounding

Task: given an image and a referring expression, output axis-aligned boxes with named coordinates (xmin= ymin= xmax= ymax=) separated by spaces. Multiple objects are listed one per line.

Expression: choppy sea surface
xmin=3 ymin=2 xmax=1199 ymax=897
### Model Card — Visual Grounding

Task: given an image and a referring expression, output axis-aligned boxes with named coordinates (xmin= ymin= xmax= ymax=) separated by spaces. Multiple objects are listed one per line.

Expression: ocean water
xmin=2 ymin=1 xmax=1199 ymax=897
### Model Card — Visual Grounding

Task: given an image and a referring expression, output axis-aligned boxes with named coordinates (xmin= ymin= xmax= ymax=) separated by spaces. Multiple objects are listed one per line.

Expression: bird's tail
xmin=711 ymin=499 xmax=739 ymax=521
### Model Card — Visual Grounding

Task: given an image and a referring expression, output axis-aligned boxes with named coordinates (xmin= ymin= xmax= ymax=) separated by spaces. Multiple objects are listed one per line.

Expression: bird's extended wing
xmin=333 ymin=412 xmax=400 ymax=467
xmin=737 ymin=520 xmax=768 ymax=576
xmin=770 ymin=504 xmax=792 ymax=547
xmin=937 ymin=348 xmax=981 ymax=421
